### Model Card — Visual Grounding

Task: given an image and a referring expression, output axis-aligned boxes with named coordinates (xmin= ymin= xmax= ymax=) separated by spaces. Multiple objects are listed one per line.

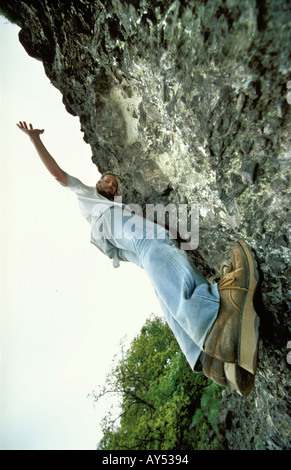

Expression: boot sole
xmin=237 ymin=240 xmax=260 ymax=374
xmin=224 ymin=363 xmax=255 ymax=397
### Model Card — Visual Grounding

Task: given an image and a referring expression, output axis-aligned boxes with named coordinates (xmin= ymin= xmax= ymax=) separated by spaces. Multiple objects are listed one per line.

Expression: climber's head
xmin=96 ymin=173 xmax=121 ymax=201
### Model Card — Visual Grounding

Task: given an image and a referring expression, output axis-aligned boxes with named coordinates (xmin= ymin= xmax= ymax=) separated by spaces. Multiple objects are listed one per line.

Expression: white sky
xmin=0 ymin=18 xmax=162 ymax=450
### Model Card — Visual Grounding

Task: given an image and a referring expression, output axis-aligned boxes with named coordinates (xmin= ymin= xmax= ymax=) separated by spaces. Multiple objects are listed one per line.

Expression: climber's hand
xmin=17 ymin=121 xmax=44 ymax=141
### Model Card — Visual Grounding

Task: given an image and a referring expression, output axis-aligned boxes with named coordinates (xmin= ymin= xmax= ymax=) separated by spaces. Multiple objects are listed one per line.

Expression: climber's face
xmin=96 ymin=174 xmax=118 ymax=200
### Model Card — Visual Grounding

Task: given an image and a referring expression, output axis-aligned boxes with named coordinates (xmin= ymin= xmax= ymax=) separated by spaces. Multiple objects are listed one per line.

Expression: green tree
xmin=92 ymin=314 xmax=222 ymax=450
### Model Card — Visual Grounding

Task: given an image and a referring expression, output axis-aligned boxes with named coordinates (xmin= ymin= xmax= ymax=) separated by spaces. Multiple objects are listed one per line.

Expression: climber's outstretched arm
xmin=17 ymin=121 xmax=68 ymax=186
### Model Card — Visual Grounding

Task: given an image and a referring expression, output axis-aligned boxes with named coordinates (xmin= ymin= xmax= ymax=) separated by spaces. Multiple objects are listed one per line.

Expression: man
xmin=17 ymin=121 xmax=260 ymax=396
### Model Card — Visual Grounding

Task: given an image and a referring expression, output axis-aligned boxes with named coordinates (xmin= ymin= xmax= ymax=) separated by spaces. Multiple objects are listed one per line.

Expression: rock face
xmin=1 ymin=0 xmax=290 ymax=449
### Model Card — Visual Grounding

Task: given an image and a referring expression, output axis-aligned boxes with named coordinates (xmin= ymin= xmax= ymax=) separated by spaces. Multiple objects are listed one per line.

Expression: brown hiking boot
xmin=202 ymin=355 xmax=228 ymax=387
xmin=202 ymin=354 xmax=255 ymax=397
xmin=204 ymin=240 xmax=260 ymax=375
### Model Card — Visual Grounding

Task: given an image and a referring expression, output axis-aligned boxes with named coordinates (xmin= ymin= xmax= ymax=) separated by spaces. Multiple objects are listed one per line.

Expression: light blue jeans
xmin=91 ymin=207 xmax=220 ymax=371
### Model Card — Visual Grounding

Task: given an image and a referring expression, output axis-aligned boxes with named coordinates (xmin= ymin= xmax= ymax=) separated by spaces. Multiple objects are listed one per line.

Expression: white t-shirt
xmin=64 ymin=173 xmax=123 ymax=226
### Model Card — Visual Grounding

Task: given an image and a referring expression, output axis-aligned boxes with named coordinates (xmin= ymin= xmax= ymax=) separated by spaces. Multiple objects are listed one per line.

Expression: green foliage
xmin=92 ymin=314 xmax=223 ymax=450
xmin=190 ymin=382 xmax=223 ymax=449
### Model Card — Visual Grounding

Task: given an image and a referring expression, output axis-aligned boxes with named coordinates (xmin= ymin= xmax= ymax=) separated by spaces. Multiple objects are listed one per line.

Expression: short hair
xmin=96 ymin=172 xmax=122 ymax=196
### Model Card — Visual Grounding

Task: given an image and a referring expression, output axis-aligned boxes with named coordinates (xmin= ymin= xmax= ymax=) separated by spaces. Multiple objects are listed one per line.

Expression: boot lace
xmin=218 ymin=263 xmax=248 ymax=291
